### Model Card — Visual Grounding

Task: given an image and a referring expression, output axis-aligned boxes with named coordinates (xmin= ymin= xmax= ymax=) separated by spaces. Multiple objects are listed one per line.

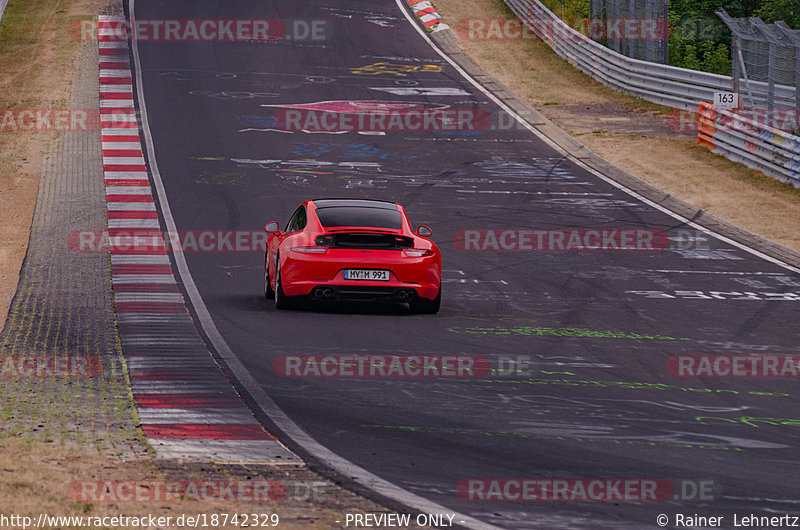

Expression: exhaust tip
xmin=396 ymin=289 xmax=415 ymax=301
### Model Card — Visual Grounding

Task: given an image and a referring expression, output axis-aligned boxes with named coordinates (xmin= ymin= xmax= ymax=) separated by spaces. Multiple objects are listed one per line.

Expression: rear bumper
xmin=286 ymin=278 xmax=439 ymax=301
xmin=280 ymin=250 xmax=440 ymax=300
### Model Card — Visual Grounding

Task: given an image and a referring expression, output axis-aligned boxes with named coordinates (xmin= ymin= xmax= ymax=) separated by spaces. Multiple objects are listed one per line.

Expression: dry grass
xmin=0 ymin=0 xmax=100 ymax=326
xmin=432 ymin=0 xmax=800 ymax=252
xmin=0 ymin=438 xmax=329 ymax=529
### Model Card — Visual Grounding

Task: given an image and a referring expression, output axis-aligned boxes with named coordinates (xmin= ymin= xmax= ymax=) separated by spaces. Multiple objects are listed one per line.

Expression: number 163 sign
xmin=713 ymin=92 xmax=739 ymax=109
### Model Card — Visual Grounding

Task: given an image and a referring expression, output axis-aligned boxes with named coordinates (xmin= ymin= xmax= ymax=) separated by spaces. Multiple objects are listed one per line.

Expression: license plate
xmin=344 ymin=269 xmax=390 ymax=281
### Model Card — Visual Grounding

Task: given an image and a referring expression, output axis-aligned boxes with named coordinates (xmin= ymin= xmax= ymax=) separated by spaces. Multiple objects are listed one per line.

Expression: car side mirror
xmin=417 ymin=225 xmax=432 ymax=237
xmin=265 ymin=221 xmax=280 ymax=233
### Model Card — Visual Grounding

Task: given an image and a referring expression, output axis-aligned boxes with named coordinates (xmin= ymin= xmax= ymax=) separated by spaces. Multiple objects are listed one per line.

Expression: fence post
xmin=775 ymin=21 xmax=800 ymax=117
xmin=731 ymin=36 xmax=740 ymax=94
xmin=627 ymin=0 xmax=635 ymax=58
xmin=767 ymin=42 xmax=776 ymax=110
xmin=590 ymin=0 xmax=604 ymax=25
xmin=796 ymin=45 xmax=800 ymax=116
xmin=644 ymin=0 xmax=657 ymax=63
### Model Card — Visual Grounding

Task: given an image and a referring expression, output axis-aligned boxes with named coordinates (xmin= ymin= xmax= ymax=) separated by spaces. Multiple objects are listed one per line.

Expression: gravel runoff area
xmin=0 ymin=13 xmax=142 ymax=456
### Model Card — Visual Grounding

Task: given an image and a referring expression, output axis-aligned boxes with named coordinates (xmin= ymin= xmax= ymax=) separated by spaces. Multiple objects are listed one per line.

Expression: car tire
xmin=411 ymin=285 xmax=441 ymax=314
xmin=264 ymin=260 xmax=274 ymax=300
xmin=274 ymin=259 xmax=292 ymax=310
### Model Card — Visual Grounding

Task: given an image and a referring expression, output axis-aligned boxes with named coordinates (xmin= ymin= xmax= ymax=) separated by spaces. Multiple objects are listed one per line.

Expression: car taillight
xmin=403 ymin=249 xmax=434 ymax=257
xmin=291 ymin=246 xmax=328 ymax=254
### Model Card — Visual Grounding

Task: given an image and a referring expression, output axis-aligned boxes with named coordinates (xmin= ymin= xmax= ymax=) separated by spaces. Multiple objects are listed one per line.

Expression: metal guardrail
xmin=503 ymin=0 xmax=800 ymax=185
xmin=698 ymin=102 xmax=800 ymax=185
xmin=0 ymin=0 xmax=9 ymax=25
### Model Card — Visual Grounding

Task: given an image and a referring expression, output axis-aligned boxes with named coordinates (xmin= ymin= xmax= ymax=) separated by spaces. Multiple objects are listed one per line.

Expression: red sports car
xmin=263 ymin=199 xmax=441 ymax=313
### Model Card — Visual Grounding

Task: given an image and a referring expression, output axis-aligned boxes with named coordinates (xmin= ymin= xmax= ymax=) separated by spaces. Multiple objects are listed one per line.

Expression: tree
xmin=755 ymin=0 xmax=800 ymax=28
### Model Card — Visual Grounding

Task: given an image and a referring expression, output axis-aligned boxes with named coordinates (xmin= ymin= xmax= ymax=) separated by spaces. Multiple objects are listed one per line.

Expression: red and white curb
xmin=98 ymin=15 xmax=299 ymax=464
xmin=408 ymin=0 xmax=449 ymax=32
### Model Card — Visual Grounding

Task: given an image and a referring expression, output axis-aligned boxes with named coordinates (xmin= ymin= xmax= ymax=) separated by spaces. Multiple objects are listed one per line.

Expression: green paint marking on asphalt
xmin=360 ymin=424 xmax=745 ymax=451
xmin=696 ymin=416 xmax=800 ymax=427
xmin=442 ymin=377 xmax=790 ymax=398
xmin=448 ymin=326 xmax=689 ymax=341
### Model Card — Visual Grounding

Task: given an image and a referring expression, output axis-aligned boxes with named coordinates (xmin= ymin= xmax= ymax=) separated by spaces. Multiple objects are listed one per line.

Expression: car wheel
xmin=274 ymin=259 xmax=292 ymax=310
xmin=264 ymin=260 xmax=274 ymax=300
xmin=411 ymin=285 xmax=441 ymax=314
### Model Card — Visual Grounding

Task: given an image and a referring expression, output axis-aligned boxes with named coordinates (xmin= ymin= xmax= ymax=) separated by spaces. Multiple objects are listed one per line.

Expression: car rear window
xmin=315 ymin=206 xmax=402 ymax=229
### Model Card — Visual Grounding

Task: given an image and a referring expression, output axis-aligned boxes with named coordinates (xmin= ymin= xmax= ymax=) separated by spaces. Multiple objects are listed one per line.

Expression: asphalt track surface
xmin=129 ymin=0 xmax=800 ymax=527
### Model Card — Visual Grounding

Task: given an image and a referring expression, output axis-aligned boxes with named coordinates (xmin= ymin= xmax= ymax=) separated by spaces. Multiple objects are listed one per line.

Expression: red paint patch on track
xmin=134 ymin=394 xmax=243 ymax=408
xmin=102 ymin=149 xmax=143 ymax=157
xmin=102 ymin=134 xmax=139 ymax=142
xmin=100 ymin=94 xmax=134 ymax=101
xmin=100 ymin=108 xmax=136 ymax=115
xmin=142 ymin=424 xmax=276 ymax=440
xmin=99 ymin=77 xmax=133 ymax=85
xmin=99 ymin=62 xmax=130 ymax=69
xmin=104 ymin=165 xmax=148 ymax=173
xmin=105 ymin=194 xmax=154 ymax=202
xmin=105 ymin=179 xmax=150 ymax=186
xmin=107 ymin=211 xmax=158 ymax=219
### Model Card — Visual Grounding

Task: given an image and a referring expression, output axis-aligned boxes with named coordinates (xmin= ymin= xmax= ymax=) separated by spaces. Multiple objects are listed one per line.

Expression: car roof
xmin=311 ymin=199 xmax=399 ymax=210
